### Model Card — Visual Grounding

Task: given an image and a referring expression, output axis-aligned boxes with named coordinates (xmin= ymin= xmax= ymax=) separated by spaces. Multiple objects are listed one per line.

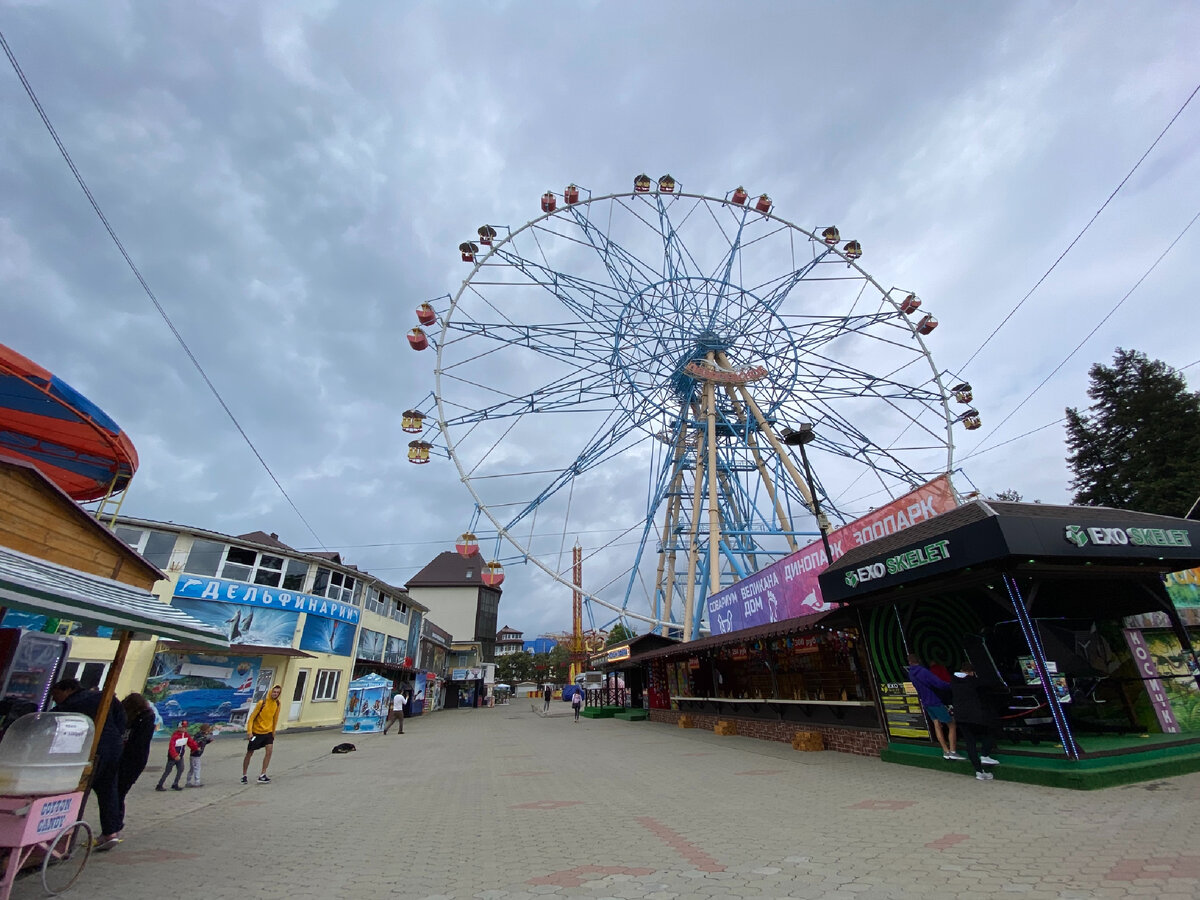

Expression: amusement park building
xmin=495 ymin=625 xmax=524 ymax=656
xmin=405 ymin=551 xmax=501 ymax=663
xmin=55 ymin=514 xmax=430 ymax=735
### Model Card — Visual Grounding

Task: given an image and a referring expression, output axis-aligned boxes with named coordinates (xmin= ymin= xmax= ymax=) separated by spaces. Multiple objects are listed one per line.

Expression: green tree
xmin=606 ymin=622 xmax=636 ymax=647
xmin=496 ymin=650 xmax=534 ymax=685
xmin=1065 ymin=348 xmax=1200 ymax=516
xmin=990 ymin=489 xmax=1023 ymax=502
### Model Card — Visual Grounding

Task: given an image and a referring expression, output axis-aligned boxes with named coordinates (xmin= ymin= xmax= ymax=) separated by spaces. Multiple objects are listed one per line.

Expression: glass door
xmin=290 ymin=669 xmax=309 ymax=721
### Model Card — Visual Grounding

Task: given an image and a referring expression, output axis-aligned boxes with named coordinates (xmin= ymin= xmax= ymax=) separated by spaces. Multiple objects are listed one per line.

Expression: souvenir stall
xmin=818 ymin=498 xmax=1200 ymax=788
xmin=629 ymin=611 xmax=886 ymax=755
xmin=342 ymin=673 xmax=391 ymax=733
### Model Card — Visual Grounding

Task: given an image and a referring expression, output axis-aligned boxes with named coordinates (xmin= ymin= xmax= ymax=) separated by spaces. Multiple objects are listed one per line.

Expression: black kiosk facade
xmin=818 ymin=499 xmax=1200 ymax=787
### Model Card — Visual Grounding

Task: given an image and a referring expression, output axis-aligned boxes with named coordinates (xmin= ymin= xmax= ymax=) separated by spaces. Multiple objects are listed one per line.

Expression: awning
xmin=628 ymin=609 xmax=844 ymax=663
xmin=354 ymin=658 xmax=416 ymax=673
xmin=819 ymin=499 xmax=1200 ymax=606
xmin=0 ymin=545 xmax=228 ymax=649
xmin=157 ymin=641 xmax=314 ymax=658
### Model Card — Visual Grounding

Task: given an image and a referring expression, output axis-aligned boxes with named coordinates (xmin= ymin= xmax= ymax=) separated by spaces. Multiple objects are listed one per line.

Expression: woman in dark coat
xmin=118 ymin=693 xmax=157 ymax=827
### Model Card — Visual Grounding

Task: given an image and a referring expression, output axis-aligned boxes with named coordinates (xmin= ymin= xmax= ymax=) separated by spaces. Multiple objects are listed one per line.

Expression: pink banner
xmin=1122 ymin=628 xmax=1180 ymax=733
xmin=706 ymin=475 xmax=958 ymax=635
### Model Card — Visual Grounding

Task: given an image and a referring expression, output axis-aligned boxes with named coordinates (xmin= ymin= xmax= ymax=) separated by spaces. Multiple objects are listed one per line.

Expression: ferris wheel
xmin=406 ymin=175 xmax=977 ymax=638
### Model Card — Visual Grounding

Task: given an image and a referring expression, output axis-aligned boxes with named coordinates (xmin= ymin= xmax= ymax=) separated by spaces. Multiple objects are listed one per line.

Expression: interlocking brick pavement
xmin=13 ymin=704 xmax=1200 ymax=899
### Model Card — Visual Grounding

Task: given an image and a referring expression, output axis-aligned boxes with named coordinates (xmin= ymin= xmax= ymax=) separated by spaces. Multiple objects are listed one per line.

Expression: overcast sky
xmin=2 ymin=1 xmax=1198 ymax=639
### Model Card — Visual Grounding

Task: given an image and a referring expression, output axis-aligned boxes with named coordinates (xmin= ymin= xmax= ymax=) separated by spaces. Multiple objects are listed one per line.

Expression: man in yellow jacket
xmin=241 ymin=684 xmax=283 ymax=784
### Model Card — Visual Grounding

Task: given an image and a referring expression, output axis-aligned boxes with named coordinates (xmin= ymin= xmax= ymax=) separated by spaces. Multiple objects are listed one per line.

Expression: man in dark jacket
xmin=949 ymin=663 xmax=1002 ymax=780
xmin=906 ymin=653 xmax=963 ymax=761
xmin=50 ymin=678 xmax=127 ymax=849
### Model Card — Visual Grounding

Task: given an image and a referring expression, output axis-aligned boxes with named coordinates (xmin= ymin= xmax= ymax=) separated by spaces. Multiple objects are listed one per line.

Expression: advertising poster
xmin=299 ymin=615 xmax=355 ymax=656
xmin=357 ymin=628 xmax=385 ymax=660
xmin=343 ymin=673 xmax=391 ymax=733
xmin=880 ymin=682 xmax=930 ymax=739
xmin=171 ymin=597 xmax=299 ymax=647
xmin=145 ymin=651 xmax=260 ymax=733
xmin=1164 ymin=567 xmax=1200 ymax=609
xmin=411 ymin=671 xmax=428 ymax=717
xmin=1126 ymin=629 xmax=1200 ymax=732
xmin=707 ymin=475 xmax=958 ymax=635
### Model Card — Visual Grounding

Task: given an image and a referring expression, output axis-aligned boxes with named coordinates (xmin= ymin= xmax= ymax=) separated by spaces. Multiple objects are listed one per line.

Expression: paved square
xmin=27 ymin=705 xmax=1200 ymax=899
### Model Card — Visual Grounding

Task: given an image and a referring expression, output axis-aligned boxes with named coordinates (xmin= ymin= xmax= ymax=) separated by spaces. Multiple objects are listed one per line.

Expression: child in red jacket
xmin=156 ymin=721 xmax=199 ymax=792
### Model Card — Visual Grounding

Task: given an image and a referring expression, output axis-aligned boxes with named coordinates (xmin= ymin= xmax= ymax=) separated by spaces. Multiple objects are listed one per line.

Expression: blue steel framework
xmin=412 ymin=181 xmax=961 ymax=638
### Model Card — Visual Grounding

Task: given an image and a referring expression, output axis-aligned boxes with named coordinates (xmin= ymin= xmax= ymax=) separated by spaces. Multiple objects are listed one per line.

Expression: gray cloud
xmin=2 ymin=1 xmax=1198 ymax=635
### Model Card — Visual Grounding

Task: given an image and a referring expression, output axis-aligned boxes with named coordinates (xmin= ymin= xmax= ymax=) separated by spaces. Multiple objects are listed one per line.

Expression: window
xmin=60 ymin=661 xmax=109 ymax=690
xmin=281 ymin=558 xmax=307 ymax=591
xmin=222 ymin=546 xmax=256 ymax=582
xmin=311 ymin=669 xmax=342 ymax=702
xmin=183 ymin=539 xmax=225 ymax=576
xmin=114 ymin=527 xmax=178 ymax=569
xmin=313 ymin=567 xmax=358 ymax=605
xmin=184 ymin=541 xmax=310 ymax=589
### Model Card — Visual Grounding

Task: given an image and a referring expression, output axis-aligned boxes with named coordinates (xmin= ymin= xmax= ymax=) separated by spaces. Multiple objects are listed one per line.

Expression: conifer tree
xmin=1065 ymin=348 xmax=1200 ymax=515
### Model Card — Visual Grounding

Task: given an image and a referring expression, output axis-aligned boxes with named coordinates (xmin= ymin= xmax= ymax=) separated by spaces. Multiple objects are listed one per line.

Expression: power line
xmin=959 ymin=357 xmax=1199 ymax=464
xmin=0 ymin=29 xmax=326 ymax=549
xmin=957 ymin=81 xmax=1200 ymax=374
xmin=966 ymin=207 xmax=1200 ymax=457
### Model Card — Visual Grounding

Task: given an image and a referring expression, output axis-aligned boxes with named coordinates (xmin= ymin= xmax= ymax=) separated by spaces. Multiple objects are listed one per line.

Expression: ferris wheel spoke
xmin=562 ymin=203 xmax=665 ymax=299
xmin=438 ymin=370 xmax=620 ymax=427
xmin=441 ymin=319 xmax=619 ymax=370
xmin=495 ymin=413 xmax=651 ymax=535
xmin=486 ymin=247 xmax=634 ymax=324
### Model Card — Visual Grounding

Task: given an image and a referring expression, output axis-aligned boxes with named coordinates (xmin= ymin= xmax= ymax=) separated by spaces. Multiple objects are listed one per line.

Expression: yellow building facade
xmin=60 ymin=518 xmax=424 ymax=736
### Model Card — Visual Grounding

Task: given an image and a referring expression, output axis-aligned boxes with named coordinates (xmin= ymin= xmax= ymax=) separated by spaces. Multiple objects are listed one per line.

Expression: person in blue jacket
xmin=906 ymin=653 xmax=963 ymax=761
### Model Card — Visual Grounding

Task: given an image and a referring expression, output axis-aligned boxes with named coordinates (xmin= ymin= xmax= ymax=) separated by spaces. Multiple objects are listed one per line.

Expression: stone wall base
xmin=648 ymin=708 xmax=886 ymax=757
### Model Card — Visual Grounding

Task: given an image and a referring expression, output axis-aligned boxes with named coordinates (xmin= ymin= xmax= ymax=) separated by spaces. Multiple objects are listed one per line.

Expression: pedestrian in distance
xmin=186 ymin=723 xmax=214 ymax=787
xmin=50 ymin=678 xmax=126 ymax=851
xmin=242 ymin=684 xmax=282 ymax=784
xmin=571 ymin=687 xmax=583 ymax=723
xmin=542 ymin=684 xmax=552 ymax=713
xmin=949 ymin=662 xmax=1002 ymax=781
xmin=118 ymin=692 xmax=156 ymax=826
xmin=383 ymin=687 xmax=406 ymax=735
xmin=906 ymin=653 xmax=964 ymax=761
xmin=157 ymin=720 xmax=198 ymax=791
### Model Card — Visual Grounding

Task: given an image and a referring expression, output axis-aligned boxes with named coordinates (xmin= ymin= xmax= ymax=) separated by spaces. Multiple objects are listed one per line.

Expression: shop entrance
xmin=819 ymin=498 xmax=1200 ymax=787
xmin=290 ymin=669 xmax=309 ymax=721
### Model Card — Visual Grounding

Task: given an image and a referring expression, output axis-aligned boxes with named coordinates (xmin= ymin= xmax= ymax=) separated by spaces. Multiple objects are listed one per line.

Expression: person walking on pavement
xmin=156 ymin=721 xmax=198 ymax=791
xmin=542 ymin=684 xmax=552 ymax=713
xmin=571 ymin=687 xmax=583 ymax=723
xmin=51 ymin=678 xmax=127 ymax=851
xmin=950 ymin=662 xmax=1003 ymax=781
xmin=117 ymin=692 xmax=156 ymax=828
xmin=906 ymin=653 xmax=964 ymax=761
xmin=383 ymin=687 xmax=406 ymax=735
xmin=242 ymin=684 xmax=282 ymax=784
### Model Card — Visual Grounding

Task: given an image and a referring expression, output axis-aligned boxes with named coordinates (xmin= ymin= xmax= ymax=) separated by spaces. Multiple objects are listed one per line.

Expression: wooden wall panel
xmin=0 ymin=467 xmax=156 ymax=589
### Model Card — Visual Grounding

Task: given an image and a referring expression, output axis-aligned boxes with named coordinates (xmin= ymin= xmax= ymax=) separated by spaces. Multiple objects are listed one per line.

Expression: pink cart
xmin=0 ymin=792 xmax=90 ymax=897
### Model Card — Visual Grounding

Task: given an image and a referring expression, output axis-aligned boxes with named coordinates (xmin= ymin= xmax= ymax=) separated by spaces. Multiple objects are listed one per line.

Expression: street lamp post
xmin=782 ymin=424 xmax=835 ymax=565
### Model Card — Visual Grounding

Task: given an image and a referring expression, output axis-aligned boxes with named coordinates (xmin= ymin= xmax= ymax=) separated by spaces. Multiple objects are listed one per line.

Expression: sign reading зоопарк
xmin=706 ymin=475 xmax=958 ymax=636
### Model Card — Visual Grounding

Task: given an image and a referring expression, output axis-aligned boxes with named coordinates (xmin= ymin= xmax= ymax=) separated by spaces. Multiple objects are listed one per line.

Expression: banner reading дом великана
xmin=706 ymin=475 xmax=958 ymax=636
